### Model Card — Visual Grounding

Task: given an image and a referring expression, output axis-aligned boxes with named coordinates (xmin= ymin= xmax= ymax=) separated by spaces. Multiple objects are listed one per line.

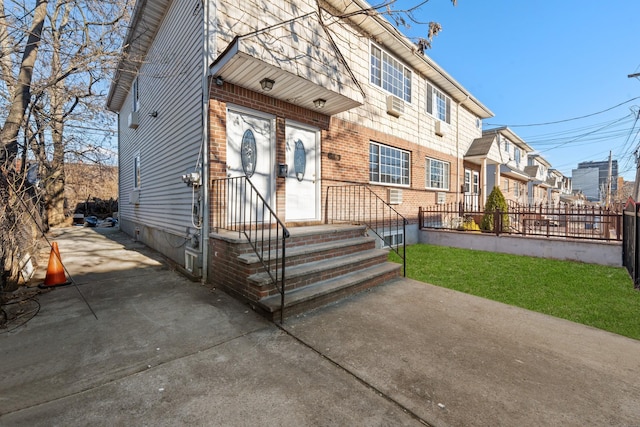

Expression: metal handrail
xmin=211 ymin=176 xmax=290 ymax=323
xmin=325 ymin=185 xmax=407 ymax=276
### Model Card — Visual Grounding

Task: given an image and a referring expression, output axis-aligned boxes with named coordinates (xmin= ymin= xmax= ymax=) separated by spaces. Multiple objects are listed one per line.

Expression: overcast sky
xmin=395 ymin=0 xmax=640 ymax=180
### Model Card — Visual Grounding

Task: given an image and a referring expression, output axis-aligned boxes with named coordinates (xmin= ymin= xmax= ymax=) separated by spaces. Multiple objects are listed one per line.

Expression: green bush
xmin=481 ymin=186 xmax=509 ymax=231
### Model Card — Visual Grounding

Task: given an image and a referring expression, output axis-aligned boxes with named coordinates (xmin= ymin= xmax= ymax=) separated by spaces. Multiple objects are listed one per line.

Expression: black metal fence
xmin=325 ymin=185 xmax=407 ymax=276
xmin=420 ymin=201 xmax=622 ymax=242
xmin=622 ymin=200 xmax=640 ymax=288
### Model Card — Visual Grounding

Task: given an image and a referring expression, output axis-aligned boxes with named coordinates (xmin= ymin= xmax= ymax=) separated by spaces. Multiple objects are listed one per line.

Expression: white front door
xmin=285 ymin=123 xmax=320 ymax=222
xmin=464 ymin=169 xmax=480 ymax=211
xmin=226 ymin=108 xmax=274 ymax=222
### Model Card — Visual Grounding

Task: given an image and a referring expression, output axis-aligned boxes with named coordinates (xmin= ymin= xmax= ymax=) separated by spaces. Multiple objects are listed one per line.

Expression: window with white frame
xmin=425 ymin=157 xmax=450 ymax=190
xmin=503 ymin=139 xmax=510 ymax=153
xmin=382 ymin=230 xmax=404 ymax=249
xmin=134 ymin=154 xmax=141 ymax=189
xmin=514 ymin=182 xmax=520 ymax=197
xmin=370 ymin=44 xmax=412 ymax=102
xmin=503 ymin=178 xmax=509 ymax=193
xmin=426 ymin=83 xmax=451 ymax=124
xmin=369 ymin=142 xmax=410 ymax=186
xmin=131 ymin=77 xmax=139 ymax=112
xmin=514 ymin=147 xmax=521 ymax=165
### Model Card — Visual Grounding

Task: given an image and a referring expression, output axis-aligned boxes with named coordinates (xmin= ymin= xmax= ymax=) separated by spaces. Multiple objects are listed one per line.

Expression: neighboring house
xmin=464 ymin=126 xmax=532 ymax=208
xmin=525 ymin=154 xmax=552 ymax=205
xmin=545 ymin=169 xmax=572 ymax=206
xmin=106 ymin=0 xmax=493 ymax=315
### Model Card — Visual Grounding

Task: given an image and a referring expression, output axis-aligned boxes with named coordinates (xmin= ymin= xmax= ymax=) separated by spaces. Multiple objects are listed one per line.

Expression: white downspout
xmin=201 ymin=0 xmax=212 ymax=283
xmin=455 ymin=96 xmax=469 ymax=205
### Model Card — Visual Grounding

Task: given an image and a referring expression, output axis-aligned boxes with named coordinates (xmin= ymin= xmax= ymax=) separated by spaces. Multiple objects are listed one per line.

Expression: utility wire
xmin=487 ymin=96 xmax=640 ymax=127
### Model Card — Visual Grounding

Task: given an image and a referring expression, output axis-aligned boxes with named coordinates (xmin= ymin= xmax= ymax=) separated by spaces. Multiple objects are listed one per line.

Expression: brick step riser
xmin=248 ymin=241 xmax=377 ymax=271
xmin=231 ymin=229 xmax=368 ymax=254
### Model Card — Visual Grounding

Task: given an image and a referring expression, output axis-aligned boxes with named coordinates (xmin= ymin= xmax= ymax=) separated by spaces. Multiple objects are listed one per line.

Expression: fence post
xmin=494 ymin=208 xmax=501 ymax=236
xmin=636 ymin=203 xmax=640 ymax=288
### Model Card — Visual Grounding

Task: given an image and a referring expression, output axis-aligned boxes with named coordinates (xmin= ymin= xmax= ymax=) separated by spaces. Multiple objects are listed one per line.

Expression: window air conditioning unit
xmin=437 ymin=192 xmax=446 ymax=204
xmin=129 ymin=189 xmax=140 ymax=205
xmin=386 ymin=95 xmax=404 ymax=117
xmin=128 ymin=111 xmax=140 ymax=129
xmin=388 ymin=188 xmax=403 ymax=205
xmin=434 ymin=120 xmax=446 ymax=137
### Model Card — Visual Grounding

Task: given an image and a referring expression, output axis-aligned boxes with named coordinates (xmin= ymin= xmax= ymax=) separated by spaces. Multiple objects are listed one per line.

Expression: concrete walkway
xmin=1 ymin=227 xmax=639 ymax=426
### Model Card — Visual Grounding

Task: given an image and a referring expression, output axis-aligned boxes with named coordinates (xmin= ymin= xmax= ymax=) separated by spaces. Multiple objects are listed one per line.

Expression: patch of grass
xmin=389 ymin=245 xmax=640 ymax=340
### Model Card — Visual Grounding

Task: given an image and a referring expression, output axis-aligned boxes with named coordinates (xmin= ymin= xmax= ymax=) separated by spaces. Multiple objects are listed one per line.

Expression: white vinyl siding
xmin=426 ymin=157 xmax=450 ymax=190
xmin=370 ymin=44 xmax=412 ymax=103
xmin=369 ymin=142 xmax=410 ymax=186
xmin=118 ymin=0 xmax=204 ymax=235
xmin=426 ymin=83 xmax=451 ymax=124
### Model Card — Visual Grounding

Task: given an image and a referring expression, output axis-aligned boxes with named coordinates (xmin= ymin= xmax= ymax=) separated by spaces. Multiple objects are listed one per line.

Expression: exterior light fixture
xmin=313 ymin=98 xmax=326 ymax=109
xmin=260 ymin=78 xmax=275 ymax=91
xmin=149 ymin=111 xmax=158 ymax=118
xmin=215 ymin=76 xmax=224 ymax=86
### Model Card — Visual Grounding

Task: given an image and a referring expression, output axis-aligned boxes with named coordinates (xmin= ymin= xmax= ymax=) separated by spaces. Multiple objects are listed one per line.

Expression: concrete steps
xmin=257 ymin=262 xmax=400 ymax=319
xmin=209 ymin=224 xmax=402 ymax=320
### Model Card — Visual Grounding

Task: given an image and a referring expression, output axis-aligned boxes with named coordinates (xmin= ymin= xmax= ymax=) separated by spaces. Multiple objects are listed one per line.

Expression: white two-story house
xmin=525 ymin=154 xmax=552 ymax=205
xmin=106 ymin=0 xmax=493 ymax=314
xmin=463 ymin=126 xmax=532 ymax=208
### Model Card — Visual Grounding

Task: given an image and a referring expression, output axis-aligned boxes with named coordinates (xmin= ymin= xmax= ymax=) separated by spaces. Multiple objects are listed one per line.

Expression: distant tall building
xmin=571 ymin=160 xmax=618 ymax=202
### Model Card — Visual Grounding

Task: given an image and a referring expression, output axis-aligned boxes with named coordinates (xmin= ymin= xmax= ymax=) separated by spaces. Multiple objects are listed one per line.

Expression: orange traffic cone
xmin=40 ymin=242 xmax=71 ymax=288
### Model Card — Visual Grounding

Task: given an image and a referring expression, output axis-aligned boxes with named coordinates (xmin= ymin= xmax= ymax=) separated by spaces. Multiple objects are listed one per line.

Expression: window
xmin=514 ymin=147 xmax=521 ymax=165
xmin=370 ymin=44 xmax=412 ymax=102
xmin=464 ymin=170 xmax=471 ymax=193
xmin=369 ymin=142 xmax=410 ymax=186
xmin=382 ymin=230 xmax=404 ymax=249
xmin=426 ymin=83 xmax=451 ymax=124
xmin=503 ymin=139 xmax=510 ymax=153
xmin=503 ymin=178 xmax=509 ymax=193
xmin=131 ymin=77 xmax=139 ymax=112
xmin=514 ymin=182 xmax=520 ymax=197
xmin=134 ymin=154 xmax=141 ymax=189
xmin=426 ymin=157 xmax=450 ymax=190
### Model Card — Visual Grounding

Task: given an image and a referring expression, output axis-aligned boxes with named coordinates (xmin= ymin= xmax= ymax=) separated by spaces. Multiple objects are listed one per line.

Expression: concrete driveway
xmin=1 ymin=227 xmax=639 ymax=426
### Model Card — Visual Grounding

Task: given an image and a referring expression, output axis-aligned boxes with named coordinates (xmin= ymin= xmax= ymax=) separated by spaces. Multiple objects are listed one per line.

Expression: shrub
xmin=463 ymin=216 xmax=480 ymax=231
xmin=481 ymin=186 xmax=509 ymax=231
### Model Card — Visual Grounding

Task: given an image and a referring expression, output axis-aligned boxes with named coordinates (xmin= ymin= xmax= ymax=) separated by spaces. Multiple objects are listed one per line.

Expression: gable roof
xmin=483 ymin=126 xmax=533 ymax=152
xmin=108 ymin=0 xmax=493 ymax=119
xmin=466 ymin=134 xmax=496 ymax=157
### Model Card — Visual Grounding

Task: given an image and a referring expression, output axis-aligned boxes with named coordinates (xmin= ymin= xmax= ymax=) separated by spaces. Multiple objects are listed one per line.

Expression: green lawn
xmin=389 ymin=244 xmax=640 ymax=340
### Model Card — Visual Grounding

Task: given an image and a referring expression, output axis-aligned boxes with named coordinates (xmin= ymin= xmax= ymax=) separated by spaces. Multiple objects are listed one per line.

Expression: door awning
xmin=210 ymin=12 xmax=365 ymax=116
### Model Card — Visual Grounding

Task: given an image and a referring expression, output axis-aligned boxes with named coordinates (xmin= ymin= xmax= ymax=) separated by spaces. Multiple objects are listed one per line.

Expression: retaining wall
xmin=419 ymin=230 xmax=622 ymax=267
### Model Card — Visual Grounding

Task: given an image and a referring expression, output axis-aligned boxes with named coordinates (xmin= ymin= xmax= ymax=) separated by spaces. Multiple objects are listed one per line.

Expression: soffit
xmin=107 ymin=0 xmax=172 ymax=112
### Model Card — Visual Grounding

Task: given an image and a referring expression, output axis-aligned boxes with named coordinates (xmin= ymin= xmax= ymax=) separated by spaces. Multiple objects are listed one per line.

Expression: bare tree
xmin=0 ymin=0 xmax=130 ymax=291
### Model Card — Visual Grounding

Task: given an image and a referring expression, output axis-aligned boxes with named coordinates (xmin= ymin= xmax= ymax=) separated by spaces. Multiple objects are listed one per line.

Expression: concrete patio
xmin=1 ymin=227 xmax=639 ymax=426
